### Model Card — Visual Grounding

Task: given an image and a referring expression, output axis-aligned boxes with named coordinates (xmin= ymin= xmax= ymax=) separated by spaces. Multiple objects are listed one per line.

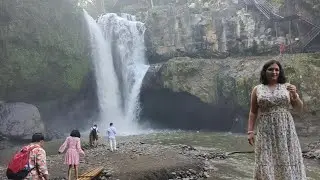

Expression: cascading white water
xmin=84 ymin=10 xmax=149 ymax=134
xmin=84 ymin=11 xmax=123 ymax=132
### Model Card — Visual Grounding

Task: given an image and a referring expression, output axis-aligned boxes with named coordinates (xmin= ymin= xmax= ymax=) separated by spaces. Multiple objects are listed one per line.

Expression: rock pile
xmin=96 ymin=168 xmax=211 ymax=180
xmin=303 ymin=150 xmax=320 ymax=159
xmin=82 ymin=142 xmax=107 ymax=150
xmin=97 ymin=169 xmax=114 ymax=180
xmin=168 ymin=168 xmax=211 ymax=179
xmin=303 ymin=140 xmax=320 ymax=159
xmin=196 ymin=152 xmax=227 ymax=160
xmin=181 ymin=145 xmax=197 ymax=151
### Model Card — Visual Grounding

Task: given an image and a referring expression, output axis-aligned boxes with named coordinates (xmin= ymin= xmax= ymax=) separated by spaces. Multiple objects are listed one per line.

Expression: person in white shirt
xmin=107 ymin=123 xmax=117 ymax=151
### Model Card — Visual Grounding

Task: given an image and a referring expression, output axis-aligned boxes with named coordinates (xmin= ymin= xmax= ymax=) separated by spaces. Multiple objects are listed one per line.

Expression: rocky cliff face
xmin=95 ymin=0 xmax=320 ymax=135
xmin=141 ymin=0 xmax=280 ymax=63
xmin=141 ymin=53 xmax=320 ymax=136
xmin=98 ymin=0 xmax=320 ymax=63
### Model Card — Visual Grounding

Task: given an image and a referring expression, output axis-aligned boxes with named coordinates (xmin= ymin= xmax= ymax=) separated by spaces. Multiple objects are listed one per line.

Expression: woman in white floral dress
xmin=247 ymin=60 xmax=306 ymax=180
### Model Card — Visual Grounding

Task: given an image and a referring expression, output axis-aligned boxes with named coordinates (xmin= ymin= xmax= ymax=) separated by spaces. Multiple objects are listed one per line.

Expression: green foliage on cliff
xmin=0 ymin=0 xmax=90 ymax=102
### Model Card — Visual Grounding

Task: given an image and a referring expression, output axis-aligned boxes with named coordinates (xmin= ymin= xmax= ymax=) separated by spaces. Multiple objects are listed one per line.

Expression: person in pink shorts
xmin=58 ymin=130 xmax=85 ymax=180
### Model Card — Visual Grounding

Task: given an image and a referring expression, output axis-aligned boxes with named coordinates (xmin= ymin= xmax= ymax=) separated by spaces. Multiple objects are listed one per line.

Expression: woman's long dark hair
xmin=70 ymin=130 xmax=81 ymax=138
xmin=260 ymin=60 xmax=287 ymax=85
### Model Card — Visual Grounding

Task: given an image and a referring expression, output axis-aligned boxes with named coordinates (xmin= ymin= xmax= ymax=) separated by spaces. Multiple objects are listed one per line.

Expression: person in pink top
xmin=58 ymin=130 xmax=85 ymax=180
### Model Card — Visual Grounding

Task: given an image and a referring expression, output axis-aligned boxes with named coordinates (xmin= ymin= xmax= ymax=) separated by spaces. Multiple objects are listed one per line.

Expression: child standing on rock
xmin=59 ymin=130 xmax=85 ymax=180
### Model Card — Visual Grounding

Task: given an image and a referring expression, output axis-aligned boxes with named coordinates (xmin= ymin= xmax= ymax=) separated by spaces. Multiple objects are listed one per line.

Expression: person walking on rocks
xmin=59 ymin=130 xmax=85 ymax=180
xmin=247 ymin=60 xmax=306 ymax=180
xmin=107 ymin=123 xmax=117 ymax=152
xmin=89 ymin=124 xmax=99 ymax=147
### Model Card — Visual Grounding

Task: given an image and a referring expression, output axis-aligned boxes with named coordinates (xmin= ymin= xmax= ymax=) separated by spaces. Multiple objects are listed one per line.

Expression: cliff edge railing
xmin=243 ymin=0 xmax=320 ymax=52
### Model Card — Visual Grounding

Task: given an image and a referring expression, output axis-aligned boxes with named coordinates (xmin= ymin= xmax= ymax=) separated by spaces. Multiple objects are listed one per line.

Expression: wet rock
xmin=303 ymin=140 xmax=320 ymax=159
xmin=181 ymin=145 xmax=196 ymax=151
xmin=203 ymin=171 xmax=210 ymax=178
xmin=169 ymin=168 xmax=212 ymax=180
xmin=98 ymin=169 xmax=113 ymax=180
xmin=197 ymin=152 xmax=227 ymax=160
xmin=189 ymin=169 xmax=196 ymax=175
xmin=169 ymin=172 xmax=177 ymax=178
xmin=303 ymin=149 xmax=320 ymax=159
xmin=102 ymin=170 xmax=112 ymax=177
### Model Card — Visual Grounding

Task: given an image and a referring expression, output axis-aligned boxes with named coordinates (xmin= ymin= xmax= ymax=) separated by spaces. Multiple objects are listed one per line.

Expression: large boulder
xmin=141 ymin=53 xmax=320 ymax=135
xmin=0 ymin=102 xmax=44 ymax=139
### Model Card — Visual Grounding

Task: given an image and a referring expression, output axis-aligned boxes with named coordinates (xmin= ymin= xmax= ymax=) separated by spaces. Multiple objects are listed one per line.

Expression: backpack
xmin=6 ymin=145 xmax=37 ymax=179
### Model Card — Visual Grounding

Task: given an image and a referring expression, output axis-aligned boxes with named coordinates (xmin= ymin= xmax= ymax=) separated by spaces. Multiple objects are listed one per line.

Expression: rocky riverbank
xmin=0 ymin=137 xmax=210 ymax=180
xmin=0 ymin=132 xmax=320 ymax=180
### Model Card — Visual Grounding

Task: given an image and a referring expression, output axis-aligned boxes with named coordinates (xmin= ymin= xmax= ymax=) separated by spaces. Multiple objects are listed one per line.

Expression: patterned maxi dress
xmin=254 ymin=84 xmax=306 ymax=180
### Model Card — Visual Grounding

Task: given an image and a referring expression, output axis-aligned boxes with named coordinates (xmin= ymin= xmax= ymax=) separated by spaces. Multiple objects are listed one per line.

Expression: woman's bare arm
xmin=287 ymin=83 xmax=303 ymax=112
xmin=248 ymin=86 xmax=259 ymax=132
xmin=291 ymin=93 xmax=303 ymax=112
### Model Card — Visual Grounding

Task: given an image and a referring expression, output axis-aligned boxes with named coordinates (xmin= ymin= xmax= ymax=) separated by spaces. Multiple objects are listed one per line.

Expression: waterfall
xmin=84 ymin=11 xmax=149 ymax=134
